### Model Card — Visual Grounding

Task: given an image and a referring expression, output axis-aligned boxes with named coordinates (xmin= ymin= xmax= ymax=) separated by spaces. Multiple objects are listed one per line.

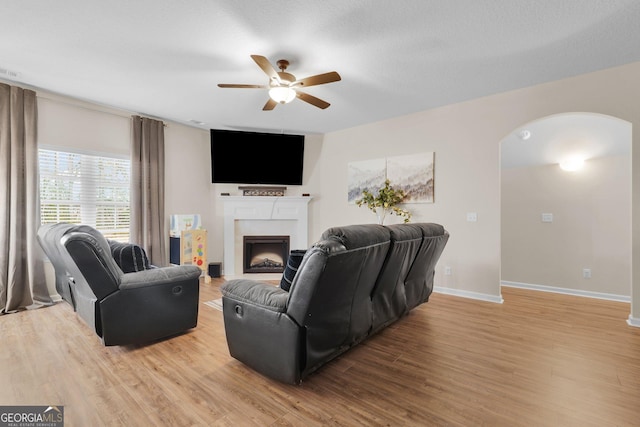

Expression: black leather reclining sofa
xmin=221 ymin=222 xmax=449 ymax=384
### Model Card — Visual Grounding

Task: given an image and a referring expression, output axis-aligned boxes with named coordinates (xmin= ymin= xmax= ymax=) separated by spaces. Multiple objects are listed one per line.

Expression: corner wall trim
xmin=433 ymin=286 xmax=504 ymax=304
xmin=627 ymin=316 xmax=640 ymax=328
xmin=501 ymin=281 xmax=631 ymax=303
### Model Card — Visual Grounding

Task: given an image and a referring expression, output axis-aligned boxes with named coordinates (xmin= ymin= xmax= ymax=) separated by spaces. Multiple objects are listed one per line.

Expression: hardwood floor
xmin=1 ymin=279 xmax=639 ymax=426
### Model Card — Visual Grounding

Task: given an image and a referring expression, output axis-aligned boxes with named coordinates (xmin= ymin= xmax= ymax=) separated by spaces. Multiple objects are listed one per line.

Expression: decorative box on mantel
xmin=222 ymin=196 xmax=312 ymax=276
xmin=239 ymin=186 xmax=286 ymax=197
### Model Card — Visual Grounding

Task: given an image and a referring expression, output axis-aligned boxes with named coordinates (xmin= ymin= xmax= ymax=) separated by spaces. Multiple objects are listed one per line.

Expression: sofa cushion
xmin=222 ymin=279 xmax=289 ymax=312
xmin=280 ymin=249 xmax=306 ymax=292
xmin=107 ymin=240 xmax=151 ymax=273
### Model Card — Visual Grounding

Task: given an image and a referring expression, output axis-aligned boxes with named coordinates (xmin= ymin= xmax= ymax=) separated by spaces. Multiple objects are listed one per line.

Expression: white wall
xmin=316 ymin=102 xmax=502 ymax=301
xmin=315 ymin=61 xmax=640 ymax=321
xmin=38 ymin=96 xmax=130 ymax=155
xmin=163 ymin=123 xmax=213 ymax=254
xmin=501 ymin=156 xmax=631 ymax=297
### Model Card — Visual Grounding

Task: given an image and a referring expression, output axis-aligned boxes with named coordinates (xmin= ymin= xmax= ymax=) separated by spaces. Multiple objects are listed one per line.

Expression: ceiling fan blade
xmin=251 ymin=55 xmax=281 ymax=84
xmin=217 ymin=84 xmax=266 ymax=88
xmin=293 ymin=71 xmax=341 ymax=88
xmin=296 ymin=91 xmax=330 ymax=109
xmin=263 ymin=98 xmax=278 ymax=111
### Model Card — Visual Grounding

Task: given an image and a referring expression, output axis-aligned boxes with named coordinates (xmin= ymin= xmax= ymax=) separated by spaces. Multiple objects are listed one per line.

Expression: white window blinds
xmin=39 ymin=148 xmax=131 ymax=242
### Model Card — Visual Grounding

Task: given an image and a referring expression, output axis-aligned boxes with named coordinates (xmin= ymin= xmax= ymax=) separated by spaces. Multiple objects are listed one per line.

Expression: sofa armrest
xmin=221 ymin=279 xmax=302 ymax=384
xmin=119 ymin=265 xmax=201 ymax=290
xmin=221 ymin=279 xmax=289 ymax=312
xmin=99 ymin=266 xmax=201 ymax=345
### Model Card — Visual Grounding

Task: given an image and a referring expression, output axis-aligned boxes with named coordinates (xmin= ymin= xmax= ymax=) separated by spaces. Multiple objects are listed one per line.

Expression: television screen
xmin=210 ymin=129 xmax=305 ymax=185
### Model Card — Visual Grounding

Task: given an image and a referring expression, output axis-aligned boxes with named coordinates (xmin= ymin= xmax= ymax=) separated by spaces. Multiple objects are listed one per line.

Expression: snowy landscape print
xmin=386 ymin=152 xmax=434 ymax=203
xmin=347 ymin=158 xmax=387 ymax=203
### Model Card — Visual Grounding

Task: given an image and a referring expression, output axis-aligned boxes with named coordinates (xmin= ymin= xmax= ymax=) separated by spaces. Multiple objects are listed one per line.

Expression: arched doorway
xmin=500 ymin=112 xmax=632 ymax=301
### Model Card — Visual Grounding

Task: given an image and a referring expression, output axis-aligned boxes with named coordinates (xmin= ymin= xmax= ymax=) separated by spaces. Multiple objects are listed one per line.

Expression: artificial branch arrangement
xmin=356 ymin=179 xmax=412 ymax=224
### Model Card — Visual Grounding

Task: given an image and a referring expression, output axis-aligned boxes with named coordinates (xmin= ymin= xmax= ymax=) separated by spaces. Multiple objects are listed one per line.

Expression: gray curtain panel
xmin=130 ymin=115 xmax=166 ymax=266
xmin=0 ymin=83 xmax=53 ymax=313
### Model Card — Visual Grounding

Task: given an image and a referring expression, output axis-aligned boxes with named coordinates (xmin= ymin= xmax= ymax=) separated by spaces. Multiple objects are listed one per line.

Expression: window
xmin=39 ymin=148 xmax=131 ymax=241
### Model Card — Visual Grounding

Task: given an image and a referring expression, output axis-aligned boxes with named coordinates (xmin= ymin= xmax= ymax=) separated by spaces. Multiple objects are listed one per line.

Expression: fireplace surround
xmin=222 ymin=196 xmax=312 ymax=276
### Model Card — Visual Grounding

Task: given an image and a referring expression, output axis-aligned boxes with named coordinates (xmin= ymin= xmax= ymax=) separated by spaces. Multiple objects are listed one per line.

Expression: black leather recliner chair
xmin=38 ymin=223 xmax=202 ymax=346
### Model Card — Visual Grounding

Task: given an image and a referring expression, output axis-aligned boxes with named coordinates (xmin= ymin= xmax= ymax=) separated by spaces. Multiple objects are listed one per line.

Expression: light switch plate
xmin=541 ymin=213 xmax=553 ymax=222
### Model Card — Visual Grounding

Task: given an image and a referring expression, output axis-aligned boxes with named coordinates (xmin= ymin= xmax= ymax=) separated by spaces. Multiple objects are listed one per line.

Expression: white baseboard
xmin=433 ymin=286 xmax=504 ymax=304
xmin=434 ymin=282 xmax=636 ymax=326
xmin=627 ymin=316 xmax=640 ymax=328
xmin=501 ymin=281 xmax=631 ymax=303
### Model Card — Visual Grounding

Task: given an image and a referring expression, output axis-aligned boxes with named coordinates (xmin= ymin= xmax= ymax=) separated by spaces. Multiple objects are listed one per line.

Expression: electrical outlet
xmin=466 ymin=212 xmax=478 ymax=222
xmin=583 ymin=268 xmax=591 ymax=279
xmin=541 ymin=213 xmax=553 ymax=223
xmin=444 ymin=266 xmax=452 ymax=276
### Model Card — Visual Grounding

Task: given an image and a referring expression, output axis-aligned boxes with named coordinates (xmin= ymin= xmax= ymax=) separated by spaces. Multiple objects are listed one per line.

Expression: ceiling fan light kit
xmin=269 ymin=86 xmax=296 ymax=104
xmin=218 ymin=55 xmax=341 ymax=110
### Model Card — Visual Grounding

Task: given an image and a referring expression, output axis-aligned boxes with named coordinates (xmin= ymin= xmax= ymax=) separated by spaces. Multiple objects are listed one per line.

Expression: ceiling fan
xmin=218 ymin=55 xmax=341 ymax=110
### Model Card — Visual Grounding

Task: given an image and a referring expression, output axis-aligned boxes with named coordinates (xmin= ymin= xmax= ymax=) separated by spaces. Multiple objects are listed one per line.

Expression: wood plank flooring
xmin=1 ymin=279 xmax=639 ymax=426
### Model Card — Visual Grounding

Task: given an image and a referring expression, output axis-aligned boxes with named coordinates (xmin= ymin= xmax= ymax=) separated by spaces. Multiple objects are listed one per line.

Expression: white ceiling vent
xmin=0 ymin=68 xmax=22 ymax=79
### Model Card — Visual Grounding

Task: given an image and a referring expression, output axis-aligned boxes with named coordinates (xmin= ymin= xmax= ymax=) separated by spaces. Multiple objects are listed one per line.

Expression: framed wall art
xmin=348 ymin=152 xmax=434 ymax=204
xmin=347 ymin=158 xmax=386 ymax=203
xmin=386 ymin=152 xmax=434 ymax=203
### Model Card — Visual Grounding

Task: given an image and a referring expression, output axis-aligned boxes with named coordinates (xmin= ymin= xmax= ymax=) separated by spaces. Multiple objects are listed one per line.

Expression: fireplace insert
xmin=243 ymin=235 xmax=290 ymax=273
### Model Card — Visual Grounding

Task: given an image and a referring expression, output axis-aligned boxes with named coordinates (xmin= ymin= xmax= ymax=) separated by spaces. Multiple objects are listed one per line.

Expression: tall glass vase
xmin=375 ymin=207 xmax=388 ymax=225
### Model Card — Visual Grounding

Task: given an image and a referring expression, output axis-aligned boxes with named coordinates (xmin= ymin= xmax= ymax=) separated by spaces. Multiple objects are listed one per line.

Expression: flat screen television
xmin=210 ymin=129 xmax=305 ymax=185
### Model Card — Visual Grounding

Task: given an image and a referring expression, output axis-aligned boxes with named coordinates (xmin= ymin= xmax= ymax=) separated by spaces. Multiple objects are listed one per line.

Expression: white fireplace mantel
xmin=222 ymin=196 xmax=312 ymax=275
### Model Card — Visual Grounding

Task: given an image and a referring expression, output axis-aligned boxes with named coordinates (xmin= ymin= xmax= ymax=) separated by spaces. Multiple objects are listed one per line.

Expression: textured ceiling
xmin=1 ymin=0 xmax=640 ymax=135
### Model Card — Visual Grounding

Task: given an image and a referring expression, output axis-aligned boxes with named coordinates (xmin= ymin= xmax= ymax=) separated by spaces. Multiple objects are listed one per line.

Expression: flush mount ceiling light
xmin=218 ymin=55 xmax=341 ymax=110
xmin=559 ymin=157 xmax=585 ymax=171
xmin=518 ymin=129 xmax=532 ymax=140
